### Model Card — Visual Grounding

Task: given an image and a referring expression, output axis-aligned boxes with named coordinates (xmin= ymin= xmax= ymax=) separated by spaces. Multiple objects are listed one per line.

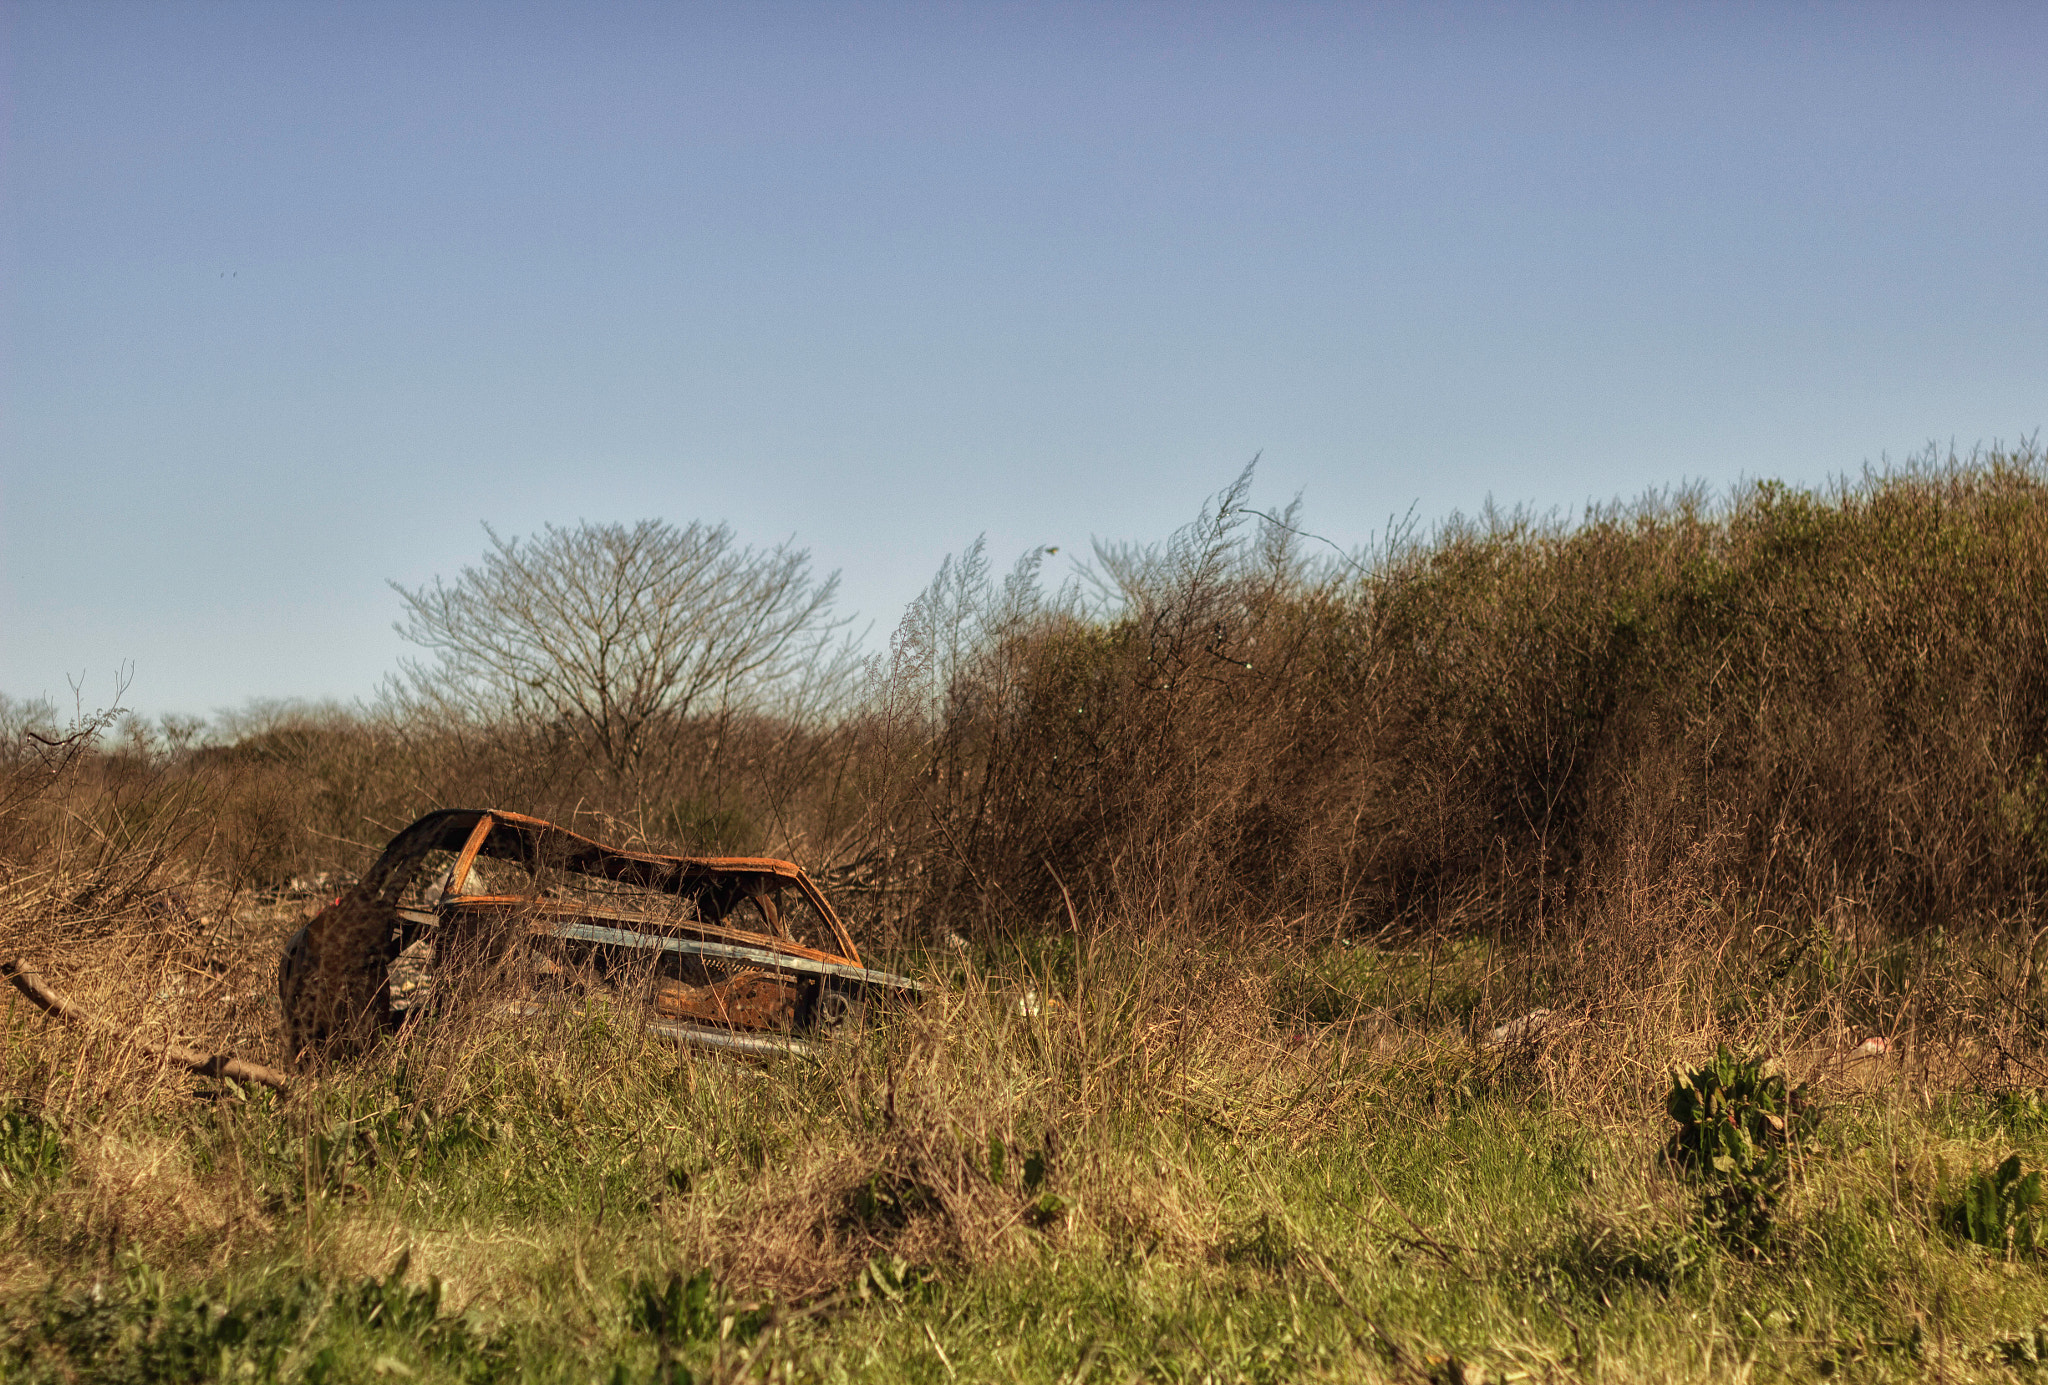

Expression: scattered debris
xmin=279 ymin=808 xmax=923 ymax=1067
xmin=1481 ymin=1009 xmax=1553 ymax=1049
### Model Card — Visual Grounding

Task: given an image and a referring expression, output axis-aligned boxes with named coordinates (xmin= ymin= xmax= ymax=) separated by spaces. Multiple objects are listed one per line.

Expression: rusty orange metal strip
xmin=445 ymin=812 xmax=495 ymax=899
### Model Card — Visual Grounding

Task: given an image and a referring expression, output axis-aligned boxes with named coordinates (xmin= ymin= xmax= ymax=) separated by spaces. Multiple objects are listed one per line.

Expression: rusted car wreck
xmin=280 ymin=808 xmax=919 ymax=1065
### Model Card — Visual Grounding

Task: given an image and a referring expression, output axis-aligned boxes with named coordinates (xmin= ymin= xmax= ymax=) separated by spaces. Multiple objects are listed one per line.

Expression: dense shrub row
xmin=892 ymin=445 xmax=2048 ymax=950
xmin=6 ymin=444 xmax=2045 ymax=962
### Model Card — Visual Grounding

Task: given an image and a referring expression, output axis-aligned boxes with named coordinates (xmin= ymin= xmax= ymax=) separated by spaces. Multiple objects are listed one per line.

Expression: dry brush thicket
xmin=878 ymin=445 xmax=2048 ymax=1063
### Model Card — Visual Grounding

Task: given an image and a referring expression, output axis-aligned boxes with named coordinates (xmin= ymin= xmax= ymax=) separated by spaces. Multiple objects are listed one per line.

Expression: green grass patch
xmin=13 ymin=944 xmax=2048 ymax=1383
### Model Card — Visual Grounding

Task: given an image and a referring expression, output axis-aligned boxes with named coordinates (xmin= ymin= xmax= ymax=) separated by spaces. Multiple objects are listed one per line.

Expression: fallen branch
xmin=2 ymin=958 xmax=292 ymax=1092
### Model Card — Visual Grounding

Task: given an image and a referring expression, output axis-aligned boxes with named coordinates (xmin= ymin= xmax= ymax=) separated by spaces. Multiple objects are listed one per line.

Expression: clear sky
xmin=3 ymin=1 xmax=2044 ymax=719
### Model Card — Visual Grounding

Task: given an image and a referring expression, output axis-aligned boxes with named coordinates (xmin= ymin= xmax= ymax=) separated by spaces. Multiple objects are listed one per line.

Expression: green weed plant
xmin=1665 ymin=1047 xmax=1813 ymax=1247
xmin=1944 ymin=1154 xmax=2048 ymax=1259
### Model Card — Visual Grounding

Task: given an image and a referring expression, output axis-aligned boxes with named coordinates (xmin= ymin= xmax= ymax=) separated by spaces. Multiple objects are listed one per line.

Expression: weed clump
xmin=627 ymin=1267 xmax=765 ymax=1383
xmin=1943 ymin=1154 xmax=2048 ymax=1258
xmin=0 ymin=1102 xmax=65 ymax=1190
xmin=1664 ymin=1048 xmax=1814 ymax=1248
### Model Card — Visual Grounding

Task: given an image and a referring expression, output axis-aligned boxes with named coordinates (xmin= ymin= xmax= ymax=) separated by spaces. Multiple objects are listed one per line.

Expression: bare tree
xmin=390 ymin=519 xmax=846 ymax=774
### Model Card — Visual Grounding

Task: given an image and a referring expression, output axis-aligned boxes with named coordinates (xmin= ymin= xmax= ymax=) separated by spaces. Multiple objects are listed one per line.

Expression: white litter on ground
xmin=1482 ymin=1009 xmax=1553 ymax=1048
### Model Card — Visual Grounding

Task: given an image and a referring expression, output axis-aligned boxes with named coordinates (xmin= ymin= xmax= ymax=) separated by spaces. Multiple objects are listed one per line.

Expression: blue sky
xmin=3 ymin=1 xmax=2044 ymax=718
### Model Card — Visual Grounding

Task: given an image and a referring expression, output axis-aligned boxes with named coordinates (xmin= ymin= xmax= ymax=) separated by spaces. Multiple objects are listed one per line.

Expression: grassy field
xmin=9 ymin=922 xmax=2048 ymax=1384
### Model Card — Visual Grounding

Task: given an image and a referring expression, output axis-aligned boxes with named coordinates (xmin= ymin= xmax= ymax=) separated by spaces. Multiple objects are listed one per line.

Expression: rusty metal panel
xmin=540 ymin=920 xmax=922 ymax=993
xmin=652 ymin=970 xmax=797 ymax=1031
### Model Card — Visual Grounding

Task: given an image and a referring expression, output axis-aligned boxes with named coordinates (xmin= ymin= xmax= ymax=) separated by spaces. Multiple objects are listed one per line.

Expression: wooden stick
xmin=2 ymin=957 xmax=292 ymax=1092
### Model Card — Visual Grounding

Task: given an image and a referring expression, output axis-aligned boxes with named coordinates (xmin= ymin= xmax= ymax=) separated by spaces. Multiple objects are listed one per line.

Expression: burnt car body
xmin=278 ymin=808 xmax=918 ymax=1064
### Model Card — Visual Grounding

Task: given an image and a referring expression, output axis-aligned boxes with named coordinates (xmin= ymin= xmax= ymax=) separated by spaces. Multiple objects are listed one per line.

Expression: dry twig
xmin=2 ymin=956 xmax=291 ymax=1091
